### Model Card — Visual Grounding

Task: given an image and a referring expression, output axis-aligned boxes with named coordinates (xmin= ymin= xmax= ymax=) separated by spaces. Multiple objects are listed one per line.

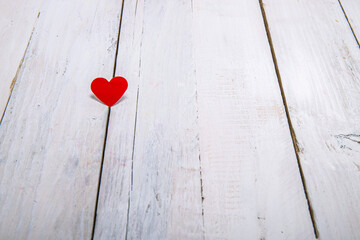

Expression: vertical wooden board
xmin=263 ymin=0 xmax=360 ymax=238
xmin=339 ymin=0 xmax=360 ymax=43
xmin=93 ymin=0 xmax=142 ymax=238
xmin=193 ymin=1 xmax=315 ymax=239
xmin=0 ymin=0 xmax=44 ymax=119
xmin=0 ymin=0 xmax=122 ymax=238
xmin=97 ymin=0 xmax=204 ymax=239
xmin=129 ymin=1 xmax=204 ymax=237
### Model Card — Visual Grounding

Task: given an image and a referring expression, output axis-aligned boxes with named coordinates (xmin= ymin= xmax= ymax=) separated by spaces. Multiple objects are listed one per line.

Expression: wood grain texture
xmin=0 ymin=0 xmax=123 ymax=238
xmin=0 ymin=0 xmax=44 ymax=120
xmin=95 ymin=0 xmax=204 ymax=239
xmin=93 ymin=0 xmax=142 ymax=238
xmin=263 ymin=0 xmax=360 ymax=238
xmin=339 ymin=0 xmax=360 ymax=45
xmin=193 ymin=1 xmax=315 ymax=239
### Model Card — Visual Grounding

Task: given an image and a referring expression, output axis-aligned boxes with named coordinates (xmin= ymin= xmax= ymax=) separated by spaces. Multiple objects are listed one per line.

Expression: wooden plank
xmin=0 ymin=0 xmax=44 ymax=120
xmin=262 ymin=0 xmax=360 ymax=238
xmin=93 ymin=0 xmax=142 ymax=238
xmin=193 ymin=1 xmax=315 ymax=239
xmin=0 ymin=0 xmax=123 ymax=238
xmin=338 ymin=0 xmax=360 ymax=45
xmin=95 ymin=0 xmax=204 ymax=239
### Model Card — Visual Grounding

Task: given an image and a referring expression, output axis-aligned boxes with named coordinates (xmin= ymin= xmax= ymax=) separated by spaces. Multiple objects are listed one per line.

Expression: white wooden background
xmin=0 ymin=0 xmax=359 ymax=239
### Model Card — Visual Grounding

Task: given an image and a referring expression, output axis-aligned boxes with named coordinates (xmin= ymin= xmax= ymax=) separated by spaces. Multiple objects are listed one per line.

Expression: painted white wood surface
xmin=96 ymin=0 xmax=204 ymax=239
xmin=0 ymin=0 xmax=44 ymax=120
xmin=340 ymin=0 xmax=360 ymax=44
xmin=263 ymin=0 xmax=360 ymax=239
xmin=93 ymin=0 xmax=142 ymax=238
xmin=339 ymin=0 xmax=360 ymax=45
xmin=193 ymin=1 xmax=315 ymax=239
xmin=1 ymin=0 xmax=359 ymax=238
xmin=0 ymin=0 xmax=123 ymax=238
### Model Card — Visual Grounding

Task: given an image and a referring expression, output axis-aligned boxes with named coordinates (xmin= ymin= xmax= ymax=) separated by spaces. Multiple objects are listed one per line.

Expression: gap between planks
xmin=192 ymin=0 xmax=205 ymax=233
xmin=91 ymin=0 xmax=126 ymax=239
xmin=0 ymin=12 xmax=40 ymax=125
xmin=258 ymin=0 xmax=319 ymax=238
xmin=337 ymin=0 xmax=360 ymax=47
xmin=124 ymin=86 xmax=139 ymax=240
xmin=124 ymin=1 xmax=143 ymax=237
xmin=192 ymin=0 xmax=205 ymax=228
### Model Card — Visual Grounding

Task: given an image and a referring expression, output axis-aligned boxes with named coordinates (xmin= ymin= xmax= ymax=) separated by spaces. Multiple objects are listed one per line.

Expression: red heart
xmin=91 ymin=76 xmax=128 ymax=107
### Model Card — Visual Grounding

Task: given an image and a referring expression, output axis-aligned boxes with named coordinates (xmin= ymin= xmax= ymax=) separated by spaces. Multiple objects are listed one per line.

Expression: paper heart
xmin=91 ymin=76 xmax=128 ymax=107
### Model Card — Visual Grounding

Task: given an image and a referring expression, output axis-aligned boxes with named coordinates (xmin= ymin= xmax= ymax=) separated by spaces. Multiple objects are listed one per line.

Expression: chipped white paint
xmin=0 ymin=0 xmax=123 ymax=238
xmin=339 ymin=0 xmax=360 ymax=43
xmin=263 ymin=0 xmax=360 ymax=238
xmin=193 ymin=0 xmax=315 ymax=239
xmin=1 ymin=0 xmax=360 ymax=238
xmin=0 ymin=0 xmax=44 ymax=119
xmin=95 ymin=0 xmax=204 ymax=239
xmin=93 ymin=0 xmax=142 ymax=238
xmin=97 ymin=0 xmax=317 ymax=239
